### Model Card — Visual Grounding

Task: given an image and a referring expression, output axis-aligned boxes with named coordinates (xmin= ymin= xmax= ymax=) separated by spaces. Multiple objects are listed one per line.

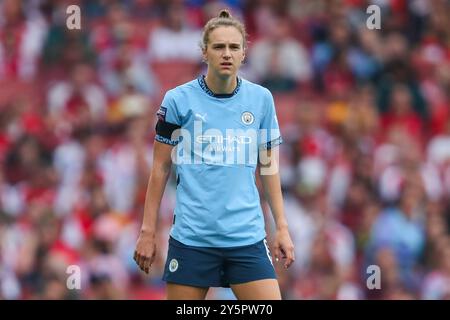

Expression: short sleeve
xmin=155 ymin=90 xmax=182 ymax=146
xmin=259 ymin=89 xmax=283 ymax=150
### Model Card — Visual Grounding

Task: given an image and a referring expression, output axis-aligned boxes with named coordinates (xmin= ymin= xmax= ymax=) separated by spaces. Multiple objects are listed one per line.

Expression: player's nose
xmin=223 ymin=47 xmax=231 ymax=59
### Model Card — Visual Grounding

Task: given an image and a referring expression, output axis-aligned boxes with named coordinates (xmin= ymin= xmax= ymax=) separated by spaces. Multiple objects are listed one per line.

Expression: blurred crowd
xmin=0 ymin=0 xmax=449 ymax=300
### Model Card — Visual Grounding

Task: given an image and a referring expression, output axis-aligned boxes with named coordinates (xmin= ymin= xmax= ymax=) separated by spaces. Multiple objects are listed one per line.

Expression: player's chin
xmin=217 ymin=68 xmax=236 ymax=77
xmin=219 ymin=67 xmax=233 ymax=72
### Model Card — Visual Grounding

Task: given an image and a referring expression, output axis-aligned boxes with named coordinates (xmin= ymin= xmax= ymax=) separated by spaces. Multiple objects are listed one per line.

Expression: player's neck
xmin=204 ymin=73 xmax=237 ymax=95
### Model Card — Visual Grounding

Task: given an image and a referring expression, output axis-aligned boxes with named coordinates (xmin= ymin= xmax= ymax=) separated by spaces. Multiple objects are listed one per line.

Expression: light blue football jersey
xmin=155 ymin=75 xmax=282 ymax=247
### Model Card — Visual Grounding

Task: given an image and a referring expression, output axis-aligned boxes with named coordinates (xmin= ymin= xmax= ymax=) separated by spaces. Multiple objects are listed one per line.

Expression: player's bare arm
xmin=134 ymin=141 xmax=174 ymax=274
xmin=259 ymin=147 xmax=295 ymax=269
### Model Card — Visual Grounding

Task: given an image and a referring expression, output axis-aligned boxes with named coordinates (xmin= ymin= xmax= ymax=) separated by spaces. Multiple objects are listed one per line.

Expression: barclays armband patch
xmin=156 ymin=106 xmax=167 ymax=121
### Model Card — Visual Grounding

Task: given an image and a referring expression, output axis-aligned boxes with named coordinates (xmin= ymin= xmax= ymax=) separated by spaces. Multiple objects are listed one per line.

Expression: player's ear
xmin=241 ymin=42 xmax=246 ymax=63
xmin=202 ymin=47 xmax=208 ymax=64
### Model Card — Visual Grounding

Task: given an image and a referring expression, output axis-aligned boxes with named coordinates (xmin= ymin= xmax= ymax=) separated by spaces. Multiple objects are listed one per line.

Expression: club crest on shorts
xmin=169 ymin=258 xmax=178 ymax=272
xmin=241 ymin=111 xmax=254 ymax=125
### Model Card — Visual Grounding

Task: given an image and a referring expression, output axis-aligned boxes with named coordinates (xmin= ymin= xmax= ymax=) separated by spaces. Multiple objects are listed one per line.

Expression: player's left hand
xmin=273 ymin=227 xmax=295 ymax=269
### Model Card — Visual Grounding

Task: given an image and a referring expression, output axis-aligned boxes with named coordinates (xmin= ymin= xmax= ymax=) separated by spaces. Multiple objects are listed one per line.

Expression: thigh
xmin=166 ymin=283 xmax=209 ymax=300
xmin=230 ymin=279 xmax=281 ymax=300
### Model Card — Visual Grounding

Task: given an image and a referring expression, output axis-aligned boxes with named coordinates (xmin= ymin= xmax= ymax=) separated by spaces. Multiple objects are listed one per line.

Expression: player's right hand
xmin=134 ymin=230 xmax=157 ymax=274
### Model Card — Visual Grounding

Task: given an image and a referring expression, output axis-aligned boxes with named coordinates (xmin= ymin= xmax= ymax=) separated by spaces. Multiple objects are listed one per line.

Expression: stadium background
xmin=0 ymin=0 xmax=449 ymax=300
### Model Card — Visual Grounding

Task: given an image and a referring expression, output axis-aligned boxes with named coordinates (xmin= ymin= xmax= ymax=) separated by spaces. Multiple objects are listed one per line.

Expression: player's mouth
xmin=220 ymin=62 xmax=233 ymax=69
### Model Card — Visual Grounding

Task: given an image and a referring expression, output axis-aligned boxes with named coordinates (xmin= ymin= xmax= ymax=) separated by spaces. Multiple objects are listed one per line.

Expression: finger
xmin=141 ymin=256 xmax=150 ymax=273
xmin=143 ymin=255 xmax=152 ymax=274
xmin=280 ymin=248 xmax=287 ymax=259
xmin=273 ymin=246 xmax=281 ymax=262
xmin=136 ymin=253 xmax=146 ymax=272
xmin=134 ymin=251 xmax=141 ymax=267
xmin=149 ymin=250 xmax=157 ymax=267
xmin=284 ymin=247 xmax=295 ymax=269
xmin=135 ymin=252 xmax=141 ymax=267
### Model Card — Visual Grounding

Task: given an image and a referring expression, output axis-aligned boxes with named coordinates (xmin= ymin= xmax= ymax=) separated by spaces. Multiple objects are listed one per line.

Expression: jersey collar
xmin=197 ymin=75 xmax=242 ymax=98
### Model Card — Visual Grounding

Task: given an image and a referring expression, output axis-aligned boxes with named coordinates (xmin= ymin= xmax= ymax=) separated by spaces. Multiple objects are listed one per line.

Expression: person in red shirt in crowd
xmin=381 ymin=83 xmax=425 ymax=147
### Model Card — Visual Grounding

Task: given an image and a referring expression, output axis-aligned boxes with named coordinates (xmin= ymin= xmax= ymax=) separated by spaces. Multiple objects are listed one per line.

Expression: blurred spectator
xmin=381 ymin=83 xmax=424 ymax=144
xmin=347 ymin=28 xmax=382 ymax=81
xmin=0 ymin=0 xmax=48 ymax=80
xmin=248 ymin=15 xmax=311 ymax=92
xmin=376 ymin=33 xmax=428 ymax=119
xmin=99 ymin=117 xmax=153 ymax=214
xmin=422 ymin=236 xmax=450 ymax=299
xmin=90 ymin=2 xmax=141 ymax=53
xmin=366 ymin=184 xmax=426 ymax=292
xmin=292 ymin=228 xmax=362 ymax=300
xmin=47 ymin=63 xmax=107 ymax=135
xmin=99 ymin=42 xmax=158 ymax=99
xmin=41 ymin=1 xmax=95 ymax=70
xmin=148 ymin=4 xmax=202 ymax=62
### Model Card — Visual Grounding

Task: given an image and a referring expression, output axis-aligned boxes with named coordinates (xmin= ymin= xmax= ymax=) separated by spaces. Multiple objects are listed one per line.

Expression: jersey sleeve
xmin=259 ymin=89 xmax=283 ymax=150
xmin=155 ymin=90 xmax=182 ymax=146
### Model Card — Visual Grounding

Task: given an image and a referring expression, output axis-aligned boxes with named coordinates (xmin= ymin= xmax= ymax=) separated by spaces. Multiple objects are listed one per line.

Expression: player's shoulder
xmin=240 ymin=78 xmax=273 ymax=98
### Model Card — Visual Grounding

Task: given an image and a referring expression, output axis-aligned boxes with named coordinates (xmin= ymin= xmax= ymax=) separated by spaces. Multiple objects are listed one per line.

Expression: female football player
xmin=134 ymin=9 xmax=294 ymax=300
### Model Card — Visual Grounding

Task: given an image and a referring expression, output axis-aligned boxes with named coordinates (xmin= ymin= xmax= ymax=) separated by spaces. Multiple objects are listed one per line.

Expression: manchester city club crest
xmin=241 ymin=111 xmax=254 ymax=125
xmin=169 ymin=258 xmax=178 ymax=272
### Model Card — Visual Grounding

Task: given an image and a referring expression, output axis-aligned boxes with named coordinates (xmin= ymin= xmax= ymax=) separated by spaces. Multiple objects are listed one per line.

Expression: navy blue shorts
xmin=162 ymin=236 xmax=277 ymax=288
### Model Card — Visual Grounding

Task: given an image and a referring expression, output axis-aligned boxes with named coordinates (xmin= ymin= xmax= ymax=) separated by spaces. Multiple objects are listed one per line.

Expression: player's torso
xmin=174 ymin=81 xmax=265 ymax=167
xmin=169 ymin=80 xmax=267 ymax=247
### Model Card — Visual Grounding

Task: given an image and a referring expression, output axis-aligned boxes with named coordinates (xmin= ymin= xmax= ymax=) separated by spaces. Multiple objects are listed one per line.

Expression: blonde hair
xmin=201 ymin=9 xmax=248 ymax=50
